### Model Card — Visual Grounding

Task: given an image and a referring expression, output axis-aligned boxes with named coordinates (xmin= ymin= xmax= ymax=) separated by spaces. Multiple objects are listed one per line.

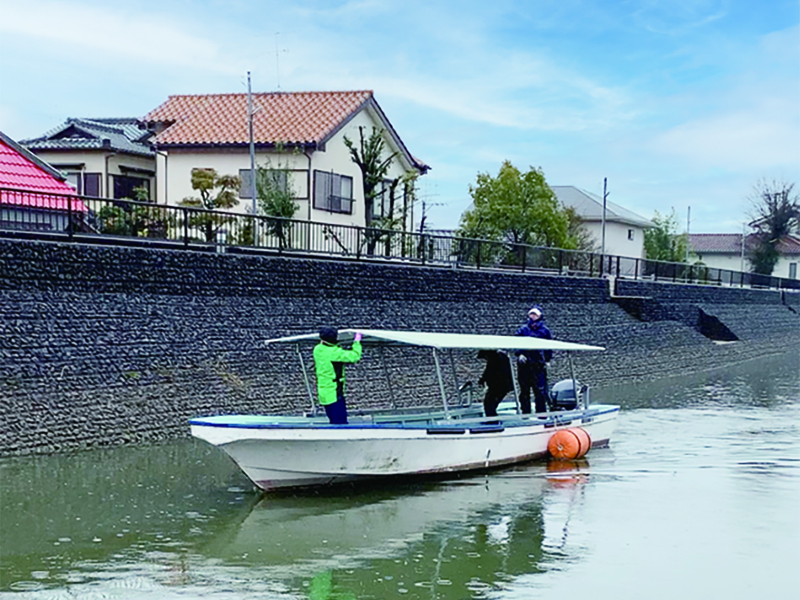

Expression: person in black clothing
xmin=477 ymin=349 xmax=513 ymax=417
xmin=515 ymin=305 xmax=553 ymax=414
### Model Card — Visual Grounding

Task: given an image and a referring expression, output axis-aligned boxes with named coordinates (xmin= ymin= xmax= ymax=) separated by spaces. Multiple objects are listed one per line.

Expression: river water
xmin=1 ymin=351 xmax=798 ymax=599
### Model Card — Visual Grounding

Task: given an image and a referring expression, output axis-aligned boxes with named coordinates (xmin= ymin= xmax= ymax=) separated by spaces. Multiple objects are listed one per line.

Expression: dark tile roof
xmin=21 ymin=118 xmax=154 ymax=157
xmin=689 ymin=233 xmax=800 ymax=255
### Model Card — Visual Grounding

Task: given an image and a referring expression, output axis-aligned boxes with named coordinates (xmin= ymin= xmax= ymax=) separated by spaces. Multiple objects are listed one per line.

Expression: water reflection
xmin=0 ymin=440 xmax=258 ymax=592
xmin=594 ymin=350 xmax=799 ymax=410
xmin=0 ymin=435 xmax=595 ymax=599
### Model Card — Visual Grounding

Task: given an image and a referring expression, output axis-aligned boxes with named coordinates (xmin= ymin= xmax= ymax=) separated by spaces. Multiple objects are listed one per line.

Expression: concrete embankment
xmin=1 ymin=239 xmax=798 ymax=455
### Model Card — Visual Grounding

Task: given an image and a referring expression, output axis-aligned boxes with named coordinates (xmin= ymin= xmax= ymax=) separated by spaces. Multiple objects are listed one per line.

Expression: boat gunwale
xmin=189 ymin=404 xmax=620 ymax=430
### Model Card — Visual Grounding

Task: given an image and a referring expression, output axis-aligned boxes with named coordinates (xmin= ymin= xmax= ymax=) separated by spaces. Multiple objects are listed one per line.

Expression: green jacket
xmin=312 ymin=340 xmax=362 ymax=406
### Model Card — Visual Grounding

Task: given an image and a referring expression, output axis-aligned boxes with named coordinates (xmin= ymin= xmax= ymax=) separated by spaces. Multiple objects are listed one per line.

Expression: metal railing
xmin=1 ymin=186 xmax=798 ymax=291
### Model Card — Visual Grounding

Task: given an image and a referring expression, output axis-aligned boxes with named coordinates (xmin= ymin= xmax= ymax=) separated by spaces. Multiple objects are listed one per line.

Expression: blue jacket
xmin=515 ymin=319 xmax=553 ymax=364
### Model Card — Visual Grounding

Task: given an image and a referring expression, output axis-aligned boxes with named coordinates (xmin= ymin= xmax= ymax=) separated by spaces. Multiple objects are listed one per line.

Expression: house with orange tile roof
xmin=0 ymin=130 xmax=88 ymax=232
xmin=142 ymin=90 xmax=428 ymax=231
xmin=689 ymin=233 xmax=800 ymax=280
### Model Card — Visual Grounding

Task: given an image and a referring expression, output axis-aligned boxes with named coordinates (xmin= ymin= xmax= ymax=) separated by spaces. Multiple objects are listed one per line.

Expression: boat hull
xmin=191 ymin=404 xmax=619 ymax=491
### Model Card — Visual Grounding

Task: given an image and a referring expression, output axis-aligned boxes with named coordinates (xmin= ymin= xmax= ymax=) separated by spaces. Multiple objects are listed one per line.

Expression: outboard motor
xmin=550 ymin=379 xmax=580 ymax=411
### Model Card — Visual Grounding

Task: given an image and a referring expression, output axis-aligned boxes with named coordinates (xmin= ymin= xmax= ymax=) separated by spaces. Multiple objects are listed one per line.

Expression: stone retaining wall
xmin=1 ymin=239 xmax=798 ymax=455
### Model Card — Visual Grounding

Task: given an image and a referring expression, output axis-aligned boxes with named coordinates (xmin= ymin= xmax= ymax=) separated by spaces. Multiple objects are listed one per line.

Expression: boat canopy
xmin=264 ymin=329 xmax=604 ymax=352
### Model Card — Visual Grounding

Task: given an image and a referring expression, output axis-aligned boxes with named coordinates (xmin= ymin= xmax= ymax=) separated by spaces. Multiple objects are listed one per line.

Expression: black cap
xmin=319 ymin=327 xmax=338 ymax=344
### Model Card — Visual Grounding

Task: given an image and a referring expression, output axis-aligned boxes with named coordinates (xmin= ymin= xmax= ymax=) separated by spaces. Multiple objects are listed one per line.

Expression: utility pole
xmin=601 ymin=177 xmax=608 ymax=257
xmin=686 ymin=206 xmax=691 ymax=262
xmin=741 ymin=222 xmax=746 ymax=272
xmin=247 ymin=72 xmax=257 ymax=211
xmin=247 ymin=71 xmax=259 ymax=244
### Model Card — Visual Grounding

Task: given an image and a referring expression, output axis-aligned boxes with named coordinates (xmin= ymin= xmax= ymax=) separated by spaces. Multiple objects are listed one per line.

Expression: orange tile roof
xmin=144 ymin=90 xmax=373 ymax=146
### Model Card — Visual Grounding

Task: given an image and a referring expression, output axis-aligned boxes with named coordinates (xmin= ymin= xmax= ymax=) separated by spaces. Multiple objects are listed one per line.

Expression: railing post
xmin=635 ymin=258 xmax=639 ymax=280
xmin=67 ymin=194 xmax=74 ymax=241
xmin=183 ymin=207 xmax=189 ymax=247
xmin=521 ymin=245 xmax=526 ymax=273
xmin=589 ymin=253 xmax=594 ymax=277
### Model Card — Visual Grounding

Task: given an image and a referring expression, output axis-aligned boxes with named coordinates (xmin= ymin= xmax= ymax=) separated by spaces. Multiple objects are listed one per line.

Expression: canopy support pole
xmin=508 ymin=351 xmax=522 ymax=415
xmin=378 ymin=346 xmax=396 ymax=409
xmin=447 ymin=349 xmax=460 ymax=406
xmin=296 ymin=343 xmax=315 ymax=415
xmin=567 ymin=351 xmax=580 ymax=409
xmin=432 ymin=348 xmax=450 ymax=419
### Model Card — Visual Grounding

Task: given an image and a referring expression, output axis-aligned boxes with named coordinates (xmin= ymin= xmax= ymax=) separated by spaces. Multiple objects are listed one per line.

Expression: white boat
xmin=190 ymin=329 xmax=620 ymax=491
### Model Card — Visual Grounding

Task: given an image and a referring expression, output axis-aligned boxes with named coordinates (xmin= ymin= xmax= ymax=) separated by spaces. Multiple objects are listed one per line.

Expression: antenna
xmin=601 ymin=177 xmax=608 ymax=257
xmin=274 ymin=32 xmax=287 ymax=90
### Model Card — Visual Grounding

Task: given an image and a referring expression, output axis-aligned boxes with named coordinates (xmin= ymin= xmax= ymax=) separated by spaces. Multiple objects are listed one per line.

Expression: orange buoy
xmin=547 ymin=427 xmax=592 ymax=459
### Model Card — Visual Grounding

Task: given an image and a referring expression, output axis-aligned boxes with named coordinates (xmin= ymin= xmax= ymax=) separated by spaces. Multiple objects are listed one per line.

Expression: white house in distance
xmin=551 ymin=186 xmax=652 ymax=259
xmin=20 ymin=118 xmax=155 ymax=199
xmin=689 ymin=233 xmax=800 ymax=280
xmin=142 ymin=90 xmax=428 ymax=230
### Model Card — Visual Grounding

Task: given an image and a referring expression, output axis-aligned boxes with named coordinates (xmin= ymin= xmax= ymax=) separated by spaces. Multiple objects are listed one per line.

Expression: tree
xmin=457 ymin=161 xmax=571 ymax=249
xmin=179 ymin=169 xmax=240 ymax=243
xmin=256 ymin=158 xmax=299 ymax=249
xmin=564 ymin=205 xmax=597 ymax=253
xmin=643 ymin=209 xmax=688 ymax=262
xmin=343 ymin=126 xmax=398 ymax=228
xmin=97 ymin=186 xmax=166 ymax=238
xmin=747 ymin=180 xmax=799 ymax=275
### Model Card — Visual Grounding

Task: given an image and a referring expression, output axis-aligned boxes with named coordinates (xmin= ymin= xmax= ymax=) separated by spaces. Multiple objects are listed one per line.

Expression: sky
xmin=0 ymin=0 xmax=798 ymax=234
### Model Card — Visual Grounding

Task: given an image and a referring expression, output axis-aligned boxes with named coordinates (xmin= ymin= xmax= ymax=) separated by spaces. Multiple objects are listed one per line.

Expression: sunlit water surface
xmin=1 ymin=352 xmax=798 ymax=599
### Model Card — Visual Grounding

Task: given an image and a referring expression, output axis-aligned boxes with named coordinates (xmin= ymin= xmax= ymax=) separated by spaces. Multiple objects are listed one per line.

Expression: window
xmin=628 ymin=229 xmax=635 ymax=241
xmin=62 ymin=172 xmax=101 ymax=196
xmin=240 ymin=168 xmax=288 ymax=199
xmin=113 ymin=175 xmax=149 ymax=200
xmin=790 ymin=263 xmax=797 ymax=280
xmin=313 ymin=170 xmax=353 ymax=214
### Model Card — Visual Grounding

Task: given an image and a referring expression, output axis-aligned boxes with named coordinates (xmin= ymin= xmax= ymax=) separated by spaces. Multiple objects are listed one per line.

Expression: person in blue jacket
xmin=515 ymin=305 xmax=553 ymax=413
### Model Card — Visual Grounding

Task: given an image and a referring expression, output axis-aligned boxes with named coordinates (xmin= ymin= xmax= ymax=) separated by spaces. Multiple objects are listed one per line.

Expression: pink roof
xmin=0 ymin=137 xmax=87 ymax=212
xmin=144 ymin=90 xmax=374 ymax=146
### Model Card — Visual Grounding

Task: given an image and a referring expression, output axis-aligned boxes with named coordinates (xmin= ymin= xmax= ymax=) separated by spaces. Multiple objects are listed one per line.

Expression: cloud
xmin=652 ymin=105 xmax=798 ymax=171
xmin=0 ymin=0 xmax=237 ymax=74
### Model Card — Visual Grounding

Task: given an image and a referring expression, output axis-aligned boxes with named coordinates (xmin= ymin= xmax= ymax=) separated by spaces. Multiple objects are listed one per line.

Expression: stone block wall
xmin=1 ymin=239 xmax=797 ymax=455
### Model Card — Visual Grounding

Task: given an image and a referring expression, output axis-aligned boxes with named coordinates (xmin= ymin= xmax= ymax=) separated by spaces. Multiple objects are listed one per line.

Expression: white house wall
xmin=34 ymin=150 xmax=155 ymax=199
xmin=695 ymin=252 xmax=799 ymax=280
xmin=583 ymin=220 xmax=645 ymax=259
xmin=162 ymin=148 xmax=310 ymax=216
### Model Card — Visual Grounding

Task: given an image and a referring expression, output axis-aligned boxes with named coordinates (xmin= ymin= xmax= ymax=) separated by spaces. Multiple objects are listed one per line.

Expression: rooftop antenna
xmin=274 ymin=32 xmax=287 ymax=90
xmin=601 ymin=177 xmax=608 ymax=257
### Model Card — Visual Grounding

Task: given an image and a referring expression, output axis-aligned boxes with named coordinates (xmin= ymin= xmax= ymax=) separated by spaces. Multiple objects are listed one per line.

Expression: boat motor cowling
xmin=550 ymin=379 xmax=580 ymax=411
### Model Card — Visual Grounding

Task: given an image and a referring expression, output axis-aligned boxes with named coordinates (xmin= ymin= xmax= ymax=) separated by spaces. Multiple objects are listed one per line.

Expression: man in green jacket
xmin=313 ymin=327 xmax=363 ymax=424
